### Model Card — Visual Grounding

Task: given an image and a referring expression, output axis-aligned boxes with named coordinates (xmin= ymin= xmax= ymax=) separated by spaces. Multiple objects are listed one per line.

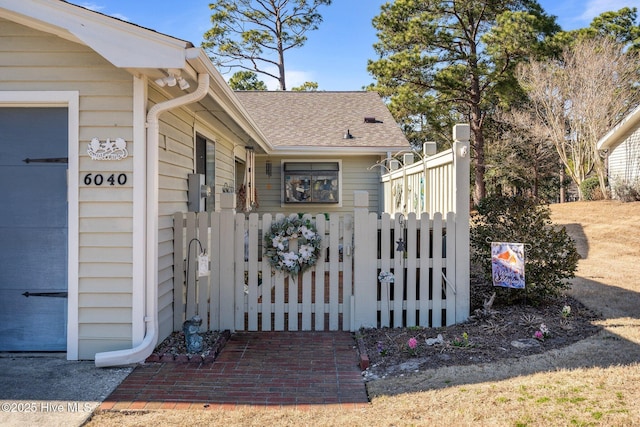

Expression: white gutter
xmin=95 ymin=73 xmax=210 ymax=367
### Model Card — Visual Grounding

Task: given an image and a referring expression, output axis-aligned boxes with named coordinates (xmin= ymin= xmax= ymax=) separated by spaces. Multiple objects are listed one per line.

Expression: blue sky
xmin=68 ymin=0 xmax=636 ymax=90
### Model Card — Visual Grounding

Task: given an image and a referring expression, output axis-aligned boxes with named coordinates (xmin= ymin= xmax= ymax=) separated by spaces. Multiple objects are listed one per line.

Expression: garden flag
xmin=491 ymin=242 xmax=525 ymax=289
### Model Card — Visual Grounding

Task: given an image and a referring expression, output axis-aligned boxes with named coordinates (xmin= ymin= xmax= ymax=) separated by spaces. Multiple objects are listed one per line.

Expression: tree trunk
xmin=468 ymin=42 xmax=485 ymax=206
xmin=276 ymin=22 xmax=286 ymax=90
xmin=597 ymin=150 xmax=610 ymax=199
xmin=470 ymin=110 xmax=485 ymax=205
xmin=559 ymin=167 xmax=565 ymax=203
xmin=277 ymin=60 xmax=286 ymax=90
xmin=473 ymin=138 xmax=486 ymax=205
xmin=533 ymin=163 xmax=539 ymax=198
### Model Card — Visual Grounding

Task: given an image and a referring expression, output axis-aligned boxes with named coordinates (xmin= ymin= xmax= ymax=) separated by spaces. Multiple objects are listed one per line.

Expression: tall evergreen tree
xmin=228 ymin=71 xmax=268 ymax=91
xmin=571 ymin=7 xmax=640 ymax=51
xmin=368 ymin=0 xmax=559 ymax=204
xmin=203 ymin=0 xmax=331 ymax=90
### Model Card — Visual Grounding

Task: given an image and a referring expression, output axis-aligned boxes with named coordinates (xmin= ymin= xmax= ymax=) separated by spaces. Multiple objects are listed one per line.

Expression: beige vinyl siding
xmin=153 ymin=88 xmax=240 ymax=340
xmin=342 ymin=155 xmax=382 ymax=212
xmin=152 ymin=87 xmax=193 ymax=340
xmin=212 ymin=140 xmax=237 ymax=206
xmin=253 ymin=155 xmax=382 ymax=215
xmin=79 ymin=277 xmax=131 ymax=293
xmin=1 ymin=19 xmax=135 ymax=359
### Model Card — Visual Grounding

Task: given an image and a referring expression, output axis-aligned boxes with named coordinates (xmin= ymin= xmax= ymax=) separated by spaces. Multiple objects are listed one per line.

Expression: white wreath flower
xmin=264 ymin=214 xmax=322 ymax=278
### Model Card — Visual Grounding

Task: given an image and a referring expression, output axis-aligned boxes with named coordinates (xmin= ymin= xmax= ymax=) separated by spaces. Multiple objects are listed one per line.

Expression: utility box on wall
xmin=188 ymin=173 xmax=210 ymax=212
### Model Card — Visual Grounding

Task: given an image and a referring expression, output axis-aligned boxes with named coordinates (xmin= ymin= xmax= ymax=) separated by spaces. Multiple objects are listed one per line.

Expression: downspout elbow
xmin=95 ymin=73 xmax=210 ymax=367
xmin=147 ymin=73 xmax=210 ymax=123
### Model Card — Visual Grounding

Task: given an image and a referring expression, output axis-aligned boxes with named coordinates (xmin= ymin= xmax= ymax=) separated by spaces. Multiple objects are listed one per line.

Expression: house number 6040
xmin=83 ymin=173 xmax=128 ymax=186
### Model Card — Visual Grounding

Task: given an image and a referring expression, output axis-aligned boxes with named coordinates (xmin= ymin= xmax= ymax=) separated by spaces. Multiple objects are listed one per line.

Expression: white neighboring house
xmin=597 ymin=105 xmax=640 ymax=198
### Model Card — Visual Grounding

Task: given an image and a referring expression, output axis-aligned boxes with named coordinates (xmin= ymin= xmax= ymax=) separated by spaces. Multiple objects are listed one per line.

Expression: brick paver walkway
xmin=100 ymin=331 xmax=368 ymax=410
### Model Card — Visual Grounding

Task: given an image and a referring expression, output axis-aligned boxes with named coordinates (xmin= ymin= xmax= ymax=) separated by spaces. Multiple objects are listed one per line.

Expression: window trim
xmin=281 ymin=159 xmax=342 ymax=207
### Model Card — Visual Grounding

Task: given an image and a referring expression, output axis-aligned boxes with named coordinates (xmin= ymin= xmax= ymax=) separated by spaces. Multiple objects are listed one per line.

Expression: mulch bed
xmin=356 ymin=295 xmax=602 ymax=380
xmin=146 ymin=330 xmax=230 ymax=364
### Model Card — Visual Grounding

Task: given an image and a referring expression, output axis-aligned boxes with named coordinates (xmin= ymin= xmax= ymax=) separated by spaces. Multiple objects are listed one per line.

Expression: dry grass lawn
xmin=87 ymin=201 xmax=640 ymax=427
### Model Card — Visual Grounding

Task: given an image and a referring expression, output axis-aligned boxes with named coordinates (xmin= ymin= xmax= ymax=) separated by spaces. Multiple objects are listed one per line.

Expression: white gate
xmin=173 ymin=207 xmax=353 ymax=332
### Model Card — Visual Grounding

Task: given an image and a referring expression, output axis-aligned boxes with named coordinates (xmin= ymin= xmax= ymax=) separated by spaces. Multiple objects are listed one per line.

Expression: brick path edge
xmin=355 ymin=335 xmax=370 ymax=371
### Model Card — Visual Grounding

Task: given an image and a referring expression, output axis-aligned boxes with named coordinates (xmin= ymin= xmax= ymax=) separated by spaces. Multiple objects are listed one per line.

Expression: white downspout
xmin=95 ymin=73 xmax=210 ymax=367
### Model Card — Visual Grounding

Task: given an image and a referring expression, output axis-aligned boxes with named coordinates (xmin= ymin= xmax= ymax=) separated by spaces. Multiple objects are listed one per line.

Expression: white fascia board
xmin=597 ymin=104 xmax=640 ymax=151
xmin=0 ymin=0 xmax=189 ymax=69
xmin=270 ymin=146 xmax=410 ymax=156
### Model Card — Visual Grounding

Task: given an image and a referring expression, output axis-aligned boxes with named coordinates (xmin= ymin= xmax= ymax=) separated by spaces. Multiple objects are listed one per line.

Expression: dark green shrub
xmin=580 ymin=176 xmax=602 ymax=200
xmin=470 ymin=195 xmax=579 ymax=306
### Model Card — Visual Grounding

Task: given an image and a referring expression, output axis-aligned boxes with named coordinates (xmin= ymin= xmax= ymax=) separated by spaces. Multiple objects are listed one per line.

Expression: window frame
xmin=281 ymin=159 xmax=342 ymax=206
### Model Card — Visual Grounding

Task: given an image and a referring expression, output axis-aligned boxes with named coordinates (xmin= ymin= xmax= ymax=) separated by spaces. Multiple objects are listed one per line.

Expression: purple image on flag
xmin=491 ymin=242 xmax=525 ymax=289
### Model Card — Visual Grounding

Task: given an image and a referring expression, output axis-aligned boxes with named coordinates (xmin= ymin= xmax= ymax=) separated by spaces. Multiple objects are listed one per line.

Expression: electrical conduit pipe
xmin=95 ymin=73 xmax=210 ymax=367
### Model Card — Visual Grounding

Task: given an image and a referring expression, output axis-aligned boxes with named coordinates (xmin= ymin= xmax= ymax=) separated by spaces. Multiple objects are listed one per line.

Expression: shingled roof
xmin=234 ymin=91 xmax=410 ymax=153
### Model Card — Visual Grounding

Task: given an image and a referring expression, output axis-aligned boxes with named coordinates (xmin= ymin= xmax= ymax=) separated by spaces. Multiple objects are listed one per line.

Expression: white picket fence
xmin=382 ymin=140 xmax=467 ymax=218
xmin=172 ymin=125 xmax=471 ymax=332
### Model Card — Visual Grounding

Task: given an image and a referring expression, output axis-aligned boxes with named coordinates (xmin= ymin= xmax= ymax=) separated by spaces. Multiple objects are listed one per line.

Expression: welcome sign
xmin=491 ymin=242 xmax=525 ymax=289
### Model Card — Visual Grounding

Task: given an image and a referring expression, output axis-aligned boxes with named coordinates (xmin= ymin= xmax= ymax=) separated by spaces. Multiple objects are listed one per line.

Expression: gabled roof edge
xmin=0 ymin=0 xmax=190 ymax=68
xmin=597 ymin=104 xmax=640 ymax=151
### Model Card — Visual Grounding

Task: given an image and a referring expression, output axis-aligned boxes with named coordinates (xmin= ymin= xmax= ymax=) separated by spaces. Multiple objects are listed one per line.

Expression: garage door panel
xmin=0 ymin=227 xmax=67 ymax=289
xmin=0 ymin=108 xmax=68 ymax=160
xmin=0 ymin=289 xmax=67 ymax=351
xmin=0 ymin=166 xmax=67 ymax=226
xmin=0 ymin=107 xmax=68 ymax=351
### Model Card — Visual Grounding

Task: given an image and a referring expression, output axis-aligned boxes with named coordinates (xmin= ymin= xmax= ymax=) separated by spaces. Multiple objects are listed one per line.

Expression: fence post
xmin=353 ymin=191 xmax=377 ymax=330
xmin=219 ymin=193 xmax=236 ymax=331
xmin=173 ymin=212 xmax=185 ymax=332
xmin=453 ymin=124 xmax=471 ymax=323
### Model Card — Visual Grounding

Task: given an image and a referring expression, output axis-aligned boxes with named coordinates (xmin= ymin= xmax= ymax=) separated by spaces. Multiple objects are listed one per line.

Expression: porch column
xmin=352 ymin=191 xmax=377 ymax=330
xmin=453 ymin=124 xmax=471 ymax=323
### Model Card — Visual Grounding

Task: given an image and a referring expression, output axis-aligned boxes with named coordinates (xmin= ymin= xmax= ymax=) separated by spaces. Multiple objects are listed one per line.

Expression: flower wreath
xmin=263 ymin=214 xmax=322 ymax=277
